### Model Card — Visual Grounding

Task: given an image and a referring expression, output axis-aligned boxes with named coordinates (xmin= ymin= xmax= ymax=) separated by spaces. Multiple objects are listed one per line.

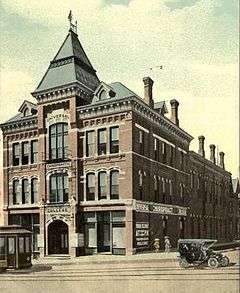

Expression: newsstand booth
xmin=0 ymin=225 xmax=32 ymax=269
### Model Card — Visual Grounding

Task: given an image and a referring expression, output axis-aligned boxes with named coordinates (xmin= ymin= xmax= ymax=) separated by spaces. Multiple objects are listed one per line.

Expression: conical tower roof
xmin=33 ymin=28 xmax=100 ymax=94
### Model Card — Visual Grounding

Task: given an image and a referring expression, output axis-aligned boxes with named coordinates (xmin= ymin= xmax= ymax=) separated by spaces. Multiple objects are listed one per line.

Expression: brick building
xmin=0 ymin=23 xmax=239 ymax=256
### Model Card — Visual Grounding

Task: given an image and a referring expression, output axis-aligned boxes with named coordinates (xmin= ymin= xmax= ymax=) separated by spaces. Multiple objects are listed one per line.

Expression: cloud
xmin=0 ymin=0 xmax=238 ymax=176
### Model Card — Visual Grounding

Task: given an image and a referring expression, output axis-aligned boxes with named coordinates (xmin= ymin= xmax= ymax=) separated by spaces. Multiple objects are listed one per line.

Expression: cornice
xmin=0 ymin=116 xmax=38 ymax=134
xmin=77 ymin=96 xmax=193 ymax=145
xmin=32 ymin=81 xmax=94 ymax=104
xmin=189 ymin=151 xmax=231 ymax=177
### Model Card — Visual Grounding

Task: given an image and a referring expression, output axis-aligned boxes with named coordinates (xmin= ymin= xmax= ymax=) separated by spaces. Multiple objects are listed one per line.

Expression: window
xmin=31 ymin=140 xmax=38 ymax=164
xmin=139 ymin=172 xmax=143 ymax=200
xmin=98 ymin=129 xmax=107 ymax=155
xmin=169 ymin=180 xmax=173 ymax=196
xmin=98 ymin=172 xmax=107 ymax=200
xmin=23 ymin=108 xmax=30 ymax=117
xmin=31 ymin=178 xmax=38 ymax=204
xmin=0 ymin=238 xmax=5 ymax=260
xmin=154 ymin=176 xmax=158 ymax=201
xmin=110 ymin=127 xmax=119 ymax=154
xmin=180 ymin=151 xmax=184 ymax=169
xmin=162 ymin=178 xmax=166 ymax=203
xmin=13 ymin=143 xmax=20 ymax=166
xmin=13 ymin=179 xmax=21 ymax=205
xmin=19 ymin=237 xmax=25 ymax=253
xmin=154 ymin=138 xmax=159 ymax=161
xmin=110 ymin=170 xmax=119 ymax=199
xmin=49 ymin=123 xmax=68 ymax=160
xmin=50 ymin=173 xmax=68 ymax=203
xmin=139 ymin=130 xmax=144 ymax=155
xmin=86 ymin=131 xmax=95 ymax=157
xmin=162 ymin=142 xmax=166 ymax=163
xmin=22 ymin=142 xmax=29 ymax=165
xmin=86 ymin=173 xmax=95 ymax=201
xmin=170 ymin=146 xmax=174 ymax=166
xmin=22 ymin=179 xmax=30 ymax=204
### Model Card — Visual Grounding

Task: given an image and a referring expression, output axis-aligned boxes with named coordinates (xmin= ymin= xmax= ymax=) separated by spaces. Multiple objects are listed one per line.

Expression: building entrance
xmin=97 ymin=212 xmax=110 ymax=253
xmin=48 ymin=220 xmax=69 ymax=254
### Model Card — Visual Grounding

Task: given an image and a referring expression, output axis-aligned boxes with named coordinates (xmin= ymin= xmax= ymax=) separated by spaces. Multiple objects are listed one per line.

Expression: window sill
xmin=8 ymin=204 xmax=39 ymax=209
xmin=83 ymin=153 xmax=125 ymax=162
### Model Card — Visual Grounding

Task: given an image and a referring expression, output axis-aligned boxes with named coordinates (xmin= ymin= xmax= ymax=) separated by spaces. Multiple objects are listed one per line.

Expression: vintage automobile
xmin=177 ymin=239 xmax=230 ymax=268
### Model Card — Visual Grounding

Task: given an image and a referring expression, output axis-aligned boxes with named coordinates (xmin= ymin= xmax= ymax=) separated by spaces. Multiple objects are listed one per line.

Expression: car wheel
xmin=220 ymin=256 xmax=230 ymax=267
xmin=208 ymin=257 xmax=219 ymax=268
xmin=179 ymin=258 xmax=190 ymax=268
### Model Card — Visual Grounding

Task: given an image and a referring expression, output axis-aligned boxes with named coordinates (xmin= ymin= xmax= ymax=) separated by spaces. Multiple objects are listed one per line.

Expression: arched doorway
xmin=48 ymin=220 xmax=69 ymax=254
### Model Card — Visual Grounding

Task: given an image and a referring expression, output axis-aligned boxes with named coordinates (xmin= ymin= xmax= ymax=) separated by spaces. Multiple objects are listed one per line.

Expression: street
xmin=0 ymin=255 xmax=239 ymax=293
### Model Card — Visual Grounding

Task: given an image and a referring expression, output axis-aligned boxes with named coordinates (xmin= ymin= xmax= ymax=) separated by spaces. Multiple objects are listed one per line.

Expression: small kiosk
xmin=0 ymin=225 xmax=32 ymax=270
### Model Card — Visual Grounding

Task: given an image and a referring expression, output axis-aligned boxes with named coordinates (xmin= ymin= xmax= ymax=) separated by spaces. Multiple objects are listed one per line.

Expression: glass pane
xmin=98 ymin=129 xmax=106 ymax=143
xmin=111 ymin=127 xmax=119 ymax=141
xmin=63 ymin=175 xmax=68 ymax=188
xmin=8 ymin=238 xmax=15 ymax=254
xmin=99 ymin=172 xmax=106 ymax=186
xmin=23 ymin=142 xmax=29 ymax=155
xmin=87 ymin=174 xmax=95 ymax=188
xmin=19 ymin=237 xmax=24 ymax=253
xmin=13 ymin=143 xmax=20 ymax=156
xmin=0 ymin=238 xmax=5 ymax=257
xmin=51 ymin=176 xmax=57 ymax=189
xmin=87 ymin=223 xmax=97 ymax=247
xmin=25 ymin=237 xmax=30 ymax=253
xmin=87 ymin=131 xmax=94 ymax=144
xmin=111 ymin=171 xmax=119 ymax=185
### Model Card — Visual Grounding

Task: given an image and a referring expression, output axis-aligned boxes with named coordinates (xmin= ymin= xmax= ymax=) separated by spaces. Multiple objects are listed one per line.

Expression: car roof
xmin=178 ymin=239 xmax=217 ymax=244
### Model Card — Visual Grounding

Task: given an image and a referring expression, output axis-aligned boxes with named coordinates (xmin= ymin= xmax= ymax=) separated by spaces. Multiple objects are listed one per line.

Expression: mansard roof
xmin=33 ymin=29 xmax=100 ymax=95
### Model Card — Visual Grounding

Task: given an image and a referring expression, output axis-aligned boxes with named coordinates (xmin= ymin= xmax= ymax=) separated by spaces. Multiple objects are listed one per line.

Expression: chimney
xmin=170 ymin=99 xmax=179 ymax=126
xmin=219 ymin=152 xmax=225 ymax=169
xmin=198 ymin=135 xmax=205 ymax=158
xmin=209 ymin=144 xmax=216 ymax=164
xmin=143 ymin=77 xmax=154 ymax=108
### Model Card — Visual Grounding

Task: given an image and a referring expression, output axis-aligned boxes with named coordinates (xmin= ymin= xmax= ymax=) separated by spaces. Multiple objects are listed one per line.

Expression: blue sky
xmin=0 ymin=0 xmax=239 ymax=176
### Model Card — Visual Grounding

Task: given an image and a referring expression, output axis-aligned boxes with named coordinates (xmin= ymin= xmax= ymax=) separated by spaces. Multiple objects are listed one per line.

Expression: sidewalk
xmin=33 ymin=251 xmax=179 ymax=266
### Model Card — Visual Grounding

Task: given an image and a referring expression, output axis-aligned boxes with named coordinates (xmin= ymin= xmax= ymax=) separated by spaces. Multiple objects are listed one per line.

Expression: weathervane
xmin=68 ymin=10 xmax=77 ymax=34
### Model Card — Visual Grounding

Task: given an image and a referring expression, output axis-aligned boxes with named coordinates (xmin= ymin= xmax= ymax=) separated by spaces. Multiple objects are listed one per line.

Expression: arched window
xmin=99 ymin=90 xmax=108 ymax=100
xmin=31 ymin=178 xmax=38 ymax=204
xmin=23 ymin=108 xmax=30 ymax=117
xmin=98 ymin=172 xmax=107 ymax=200
xmin=50 ymin=173 xmax=68 ymax=203
xmin=86 ymin=173 xmax=95 ymax=201
xmin=49 ymin=123 xmax=68 ymax=160
xmin=110 ymin=170 xmax=119 ymax=199
xmin=13 ymin=179 xmax=20 ymax=205
xmin=22 ymin=179 xmax=30 ymax=204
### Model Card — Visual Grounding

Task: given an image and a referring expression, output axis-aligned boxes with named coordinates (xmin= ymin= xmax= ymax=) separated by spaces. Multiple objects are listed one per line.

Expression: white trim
xmin=177 ymin=147 xmax=187 ymax=154
xmin=135 ymin=123 xmax=149 ymax=133
xmin=125 ymin=151 xmax=190 ymax=176
xmin=83 ymin=122 xmax=124 ymax=131
xmin=153 ymin=133 xmax=175 ymax=148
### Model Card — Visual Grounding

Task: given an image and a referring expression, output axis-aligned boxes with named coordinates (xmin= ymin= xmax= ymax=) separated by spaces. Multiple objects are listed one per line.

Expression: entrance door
xmin=48 ymin=220 xmax=69 ymax=254
xmin=7 ymin=237 xmax=16 ymax=268
xmin=97 ymin=213 xmax=110 ymax=253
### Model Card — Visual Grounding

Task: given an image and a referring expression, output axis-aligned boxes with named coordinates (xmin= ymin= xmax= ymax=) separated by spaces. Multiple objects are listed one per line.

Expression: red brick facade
xmin=0 ymin=27 xmax=239 ymax=257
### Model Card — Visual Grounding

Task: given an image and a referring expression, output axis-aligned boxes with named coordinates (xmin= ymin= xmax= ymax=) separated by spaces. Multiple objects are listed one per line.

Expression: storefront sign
xmin=134 ymin=200 xmax=187 ymax=216
xmin=136 ymin=222 xmax=149 ymax=247
xmin=46 ymin=206 xmax=71 ymax=214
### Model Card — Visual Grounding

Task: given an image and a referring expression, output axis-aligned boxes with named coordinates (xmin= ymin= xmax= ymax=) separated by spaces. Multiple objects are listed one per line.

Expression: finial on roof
xmin=68 ymin=10 xmax=77 ymax=34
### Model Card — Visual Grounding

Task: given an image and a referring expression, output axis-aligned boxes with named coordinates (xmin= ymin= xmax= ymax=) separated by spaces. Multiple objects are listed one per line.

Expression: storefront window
xmin=0 ymin=238 xmax=5 ymax=260
xmin=19 ymin=237 xmax=24 ymax=253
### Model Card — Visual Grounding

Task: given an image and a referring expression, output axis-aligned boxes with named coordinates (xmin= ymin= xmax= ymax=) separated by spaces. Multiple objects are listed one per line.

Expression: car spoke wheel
xmin=220 ymin=256 xmax=229 ymax=267
xmin=208 ymin=257 xmax=219 ymax=268
xmin=179 ymin=258 xmax=190 ymax=268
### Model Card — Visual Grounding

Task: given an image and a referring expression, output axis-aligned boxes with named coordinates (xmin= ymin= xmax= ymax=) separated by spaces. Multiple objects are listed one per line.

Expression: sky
xmin=0 ymin=0 xmax=239 ymax=177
